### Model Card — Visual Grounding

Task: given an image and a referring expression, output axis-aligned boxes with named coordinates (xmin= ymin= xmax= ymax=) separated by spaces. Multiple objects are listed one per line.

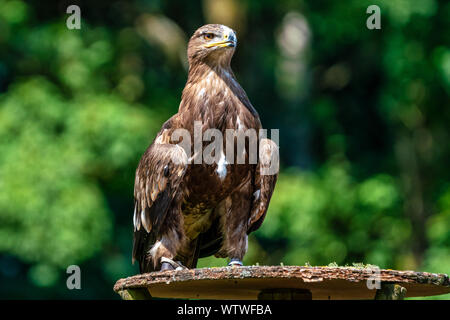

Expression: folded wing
xmin=132 ymin=143 xmax=188 ymax=264
xmin=247 ymin=138 xmax=279 ymax=233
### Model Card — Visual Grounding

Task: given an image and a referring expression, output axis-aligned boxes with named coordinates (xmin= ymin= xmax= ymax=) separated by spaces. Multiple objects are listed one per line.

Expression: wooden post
xmin=113 ymin=266 xmax=450 ymax=300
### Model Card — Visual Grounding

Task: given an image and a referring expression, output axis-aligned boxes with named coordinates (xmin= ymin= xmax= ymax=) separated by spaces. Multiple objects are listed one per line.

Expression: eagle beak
xmin=204 ymin=31 xmax=237 ymax=48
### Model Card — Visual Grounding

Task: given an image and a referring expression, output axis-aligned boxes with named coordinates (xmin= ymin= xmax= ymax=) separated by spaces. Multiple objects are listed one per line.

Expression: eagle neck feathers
xmin=178 ymin=61 xmax=259 ymax=126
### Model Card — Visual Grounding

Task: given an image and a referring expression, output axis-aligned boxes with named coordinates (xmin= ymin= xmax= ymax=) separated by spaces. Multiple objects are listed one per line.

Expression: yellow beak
xmin=204 ymin=40 xmax=235 ymax=48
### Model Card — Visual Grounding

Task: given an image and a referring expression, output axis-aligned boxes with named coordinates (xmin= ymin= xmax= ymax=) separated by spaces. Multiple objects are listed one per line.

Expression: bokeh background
xmin=0 ymin=0 xmax=449 ymax=299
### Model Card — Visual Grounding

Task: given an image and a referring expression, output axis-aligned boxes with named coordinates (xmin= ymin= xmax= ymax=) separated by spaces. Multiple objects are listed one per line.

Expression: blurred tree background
xmin=0 ymin=0 xmax=449 ymax=299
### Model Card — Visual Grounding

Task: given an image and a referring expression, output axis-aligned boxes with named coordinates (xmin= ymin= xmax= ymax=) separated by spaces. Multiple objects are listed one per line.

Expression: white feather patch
xmin=141 ymin=209 xmax=150 ymax=232
xmin=133 ymin=206 xmax=140 ymax=231
xmin=149 ymin=241 xmax=162 ymax=258
xmin=216 ymin=151 xmax=228 ymax=180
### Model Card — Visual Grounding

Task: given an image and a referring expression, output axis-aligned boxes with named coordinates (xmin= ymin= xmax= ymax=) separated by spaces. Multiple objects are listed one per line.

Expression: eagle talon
xmin=174 ymin=261 xmax=188 ymax=270
xmin=228 ymin=259 xmax=243 ymax=267
xmin=160 ymin=262 xmax=175 ymax=271
xmin=160 ymin=257 xmax=188 ymax=271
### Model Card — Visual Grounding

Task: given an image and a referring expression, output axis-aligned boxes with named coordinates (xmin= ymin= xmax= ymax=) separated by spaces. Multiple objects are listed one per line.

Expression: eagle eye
xmin=203 ymin=33 xmax=214 ymax=41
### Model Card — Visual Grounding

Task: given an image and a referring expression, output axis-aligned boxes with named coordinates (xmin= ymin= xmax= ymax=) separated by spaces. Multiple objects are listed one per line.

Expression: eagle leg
xmin=228 ymin=259 xmax=243 ymax=267
xmin=218 ymin=192 xmax=251 ymax=264
xmin=146 ymin=222 xmax=185 ymax=272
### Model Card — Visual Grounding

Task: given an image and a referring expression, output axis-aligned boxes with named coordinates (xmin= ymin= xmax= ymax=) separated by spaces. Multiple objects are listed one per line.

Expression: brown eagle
xmin=132 ymin=24 xmax=278 ymax=272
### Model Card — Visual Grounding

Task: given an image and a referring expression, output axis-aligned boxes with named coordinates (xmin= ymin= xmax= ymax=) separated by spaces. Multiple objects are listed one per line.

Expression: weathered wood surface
xmin=113 ymin=266 xmax=450 ymax=300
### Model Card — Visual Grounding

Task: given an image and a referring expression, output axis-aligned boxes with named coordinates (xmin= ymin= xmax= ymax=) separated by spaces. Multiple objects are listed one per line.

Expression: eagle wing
xmin=132 ymin=142 xmax=187 ymax=266
xmin=247 ymin=138 xmax=279 ymax=233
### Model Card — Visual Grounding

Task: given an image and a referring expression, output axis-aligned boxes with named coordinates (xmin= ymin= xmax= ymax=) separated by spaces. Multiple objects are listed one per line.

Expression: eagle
xmin=132 ymin=24 xmax=278 ymax=272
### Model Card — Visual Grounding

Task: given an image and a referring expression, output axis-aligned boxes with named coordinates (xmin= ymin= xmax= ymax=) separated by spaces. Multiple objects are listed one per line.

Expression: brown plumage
xmin=132 ymin=24 xmax=278 ymax=273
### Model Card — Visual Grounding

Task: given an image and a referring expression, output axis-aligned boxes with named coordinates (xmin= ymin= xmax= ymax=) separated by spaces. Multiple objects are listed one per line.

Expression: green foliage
xmin=0 ymin=3 xmax=162 ymax=289
xmin=244 ymin=162 xmax=409 ymax=268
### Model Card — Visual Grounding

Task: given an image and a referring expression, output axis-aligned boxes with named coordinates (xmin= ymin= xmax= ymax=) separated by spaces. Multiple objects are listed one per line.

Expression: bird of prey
xmin=132 ymin=24 xmax=278 ymax=272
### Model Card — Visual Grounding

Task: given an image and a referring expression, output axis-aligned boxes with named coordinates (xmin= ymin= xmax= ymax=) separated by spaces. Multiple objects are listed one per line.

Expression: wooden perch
xmin=113 ymin=266 xmax=450 ymax=300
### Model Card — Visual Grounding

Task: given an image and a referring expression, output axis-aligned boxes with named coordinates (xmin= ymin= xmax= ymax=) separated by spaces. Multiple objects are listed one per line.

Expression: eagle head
xmin=187 ymin=24 xmax=237 ymax=66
